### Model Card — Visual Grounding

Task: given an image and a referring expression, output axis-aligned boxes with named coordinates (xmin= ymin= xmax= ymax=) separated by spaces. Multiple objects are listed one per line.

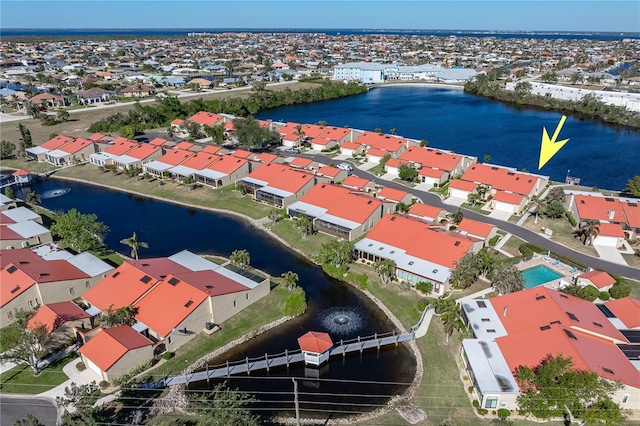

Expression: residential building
xmin=566 ymin=192 xmax=640 ymax=240
xmin=143 ymin=148 xmax=195 ymax=177
xmin=354 ymin=214 xmax=479 ymax=295
xmin=193 ymin=155 xmax=250 ymax=188
xmin=288 ymin=183 xmax=385 ymax=241
xmin=460 ymin=288 xmax=640 ymax=411
xmin=237 ymin=163 xmax=316 ymax=208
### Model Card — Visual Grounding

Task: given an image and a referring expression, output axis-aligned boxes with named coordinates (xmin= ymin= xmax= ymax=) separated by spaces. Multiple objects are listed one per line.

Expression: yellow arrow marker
xmin=538 ymin=115 xmax=569 ymax=170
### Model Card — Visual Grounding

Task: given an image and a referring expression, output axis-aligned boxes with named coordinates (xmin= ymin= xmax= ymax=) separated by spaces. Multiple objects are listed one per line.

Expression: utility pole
xmin=292 ymin=377 xmax=300 ymax=426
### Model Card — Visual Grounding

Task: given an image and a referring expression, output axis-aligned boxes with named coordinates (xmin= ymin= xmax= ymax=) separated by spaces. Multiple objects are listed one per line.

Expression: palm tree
xmin=293 ymin=125 xmax=305 ymax=147
xmin=280 ymin=271 xmax=299 ymax=291
xmin=441 ymin=311 xmax=460 ymax=345
xmin=26 ymin=191 xmax=41 ymax=213
xmin=579 ymin=220 xmax=600 ymax=246
xmin=120 ymin=232 xmax=148 ymax=260
xmin=230 ymin=249 xmax=250 ymax=269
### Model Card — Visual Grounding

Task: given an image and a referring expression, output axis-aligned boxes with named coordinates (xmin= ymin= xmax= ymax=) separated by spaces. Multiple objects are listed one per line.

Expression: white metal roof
xmin=287 ymin=201 xmax=327 ymax=218
xmin=256 ymin=185 xmax=293 ymax=198
xmin=319 ymin=213 xmax=361 ymax=230
xmin=67 ymin=252 xmax=113 ymax=277
xmin=461 ymin=298 xmax=508 ymax=340
xmin=7 ymin=220 xmax=50 ymax=238
xmin=169 ymin=165 xmax=198 ymax=176
xmin=168 ymin=250 xmax=218 ymax=271
xmin=354 ymin=238 xmax=451 ymax=283
xmin=240 ymin=176 xmax=268 ymax=187
xmin=194 ymin=168 xmax=226 ymax=180
xmin=26 ymin=146 xmax=49 ymax=155
xmin=2 ymin=206 xmax=40 ymax=223
xmin=461 ymin=339 xmax=519 ymax=395
xmin=45 ymin=149 xmax=68 ymax=159
xmin=143 ymin=160 xmax=173 ymax=172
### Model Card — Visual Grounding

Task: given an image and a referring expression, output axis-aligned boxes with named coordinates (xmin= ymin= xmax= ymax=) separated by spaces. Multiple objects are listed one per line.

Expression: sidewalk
xmin=38 ymin=357 xmax=100 ymax=400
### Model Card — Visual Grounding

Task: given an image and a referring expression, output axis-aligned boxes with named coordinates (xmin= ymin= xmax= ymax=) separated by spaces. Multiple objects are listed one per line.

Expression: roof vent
xmin=602 ymin=367 xmax=614 ymax=374
xmin=454 ymin=241 xmax=461 ymax=246
xmin=540 ymin=325 xmax=551 ymax=331
xmin=184 ymin=300 xmax=193 ymax=308
xmin=563 ymin=329 xmax=578 ymax=340
xmin=10 ymin=285 xmax=20 ymax=294
xmin=535 ymin=295 xmax=546 ymax=300
xmin=567 ymin=312 xmax=579 ymax=321
xmin=112 ymin=271 xmax=121 ymax=278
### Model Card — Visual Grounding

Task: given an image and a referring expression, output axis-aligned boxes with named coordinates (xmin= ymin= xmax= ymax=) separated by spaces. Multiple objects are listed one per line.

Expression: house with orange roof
xmin=89 ymin=139 xmax=139 ymax=167
xmin=366 ymin=147 xmax=390 ymax=164
xmin=11 ymin=168 xmax=34 ymax=185
xmin=27 ymin=301 xmax=90 ymax=346
xmin=237 ymin=163 xmax=316 ymax=208
xmin=376 ymin=187 xmax=413 ymax=208
xmin=489 ymin=190 xmax=528 ymax=216
xmin=288 ymin=157 xmax=319 ymax=171
xmin=459 ymin=163 xmax=548 ymax=202
xmin=314 ymin=165 xmax=348 ymax=184
xmin=44 ymin=137 xmax=97 ymax=166
xmin=277 ymin=122 xmax=304 ymax=147
xmin=604 ymin=297 xmax=640 ymax=330
xmin=566 ymin=192 xmax=640 ymax=239
xmin=352 ymin=131 xmax=408 ymax=158
xmin=448 ymin=178 xmax=478 ymax=200
xmin=354 ymin=214 xmax=479 ymax=295
xmin=456 ymin=218 xmax=498 ymax=245
xmin=194 ymin=155 xmax=250 ymax=188
xmin=407 ymin=203 xmax=448 ymax=223
xmin=594 ymin=223 xmax=627 ymax=248
xmin=309 ymin=137 xmax=337 ymax=152
xmin=576 ymin=270 xmax=616 ymax=291
xmin=417 ymin=167 xmax=448 ymax=186
xmin=143 ymin=148 xmax=195 ymax=177
xmin=339 ymin=141 xmax=365 ymax=157
xmin=168 ymin=151 xmax=219 ymax=181
xmin=460 ymin=287 xmax=640 ymax=411
xmin=88 ymin=133 xmax=110 ymax=142
xmin=112 ymin=143 xmax=164 ymax=170
xmin=1 ymin=253 xmax=113 ymax=326
xmin=287 ymin=183 xmax=385 ymax=241
xmin=396 ymin=146 xmax=475 ymax=180
xmin=25 ymin=134 xmax=75 ymax=161
xmin=186 ymin=111 xmax=226 ymax=129
xmin=318 ymin=126 xmax=353 ymax=144
xmin=341 ymin=175 xmax=375 ymax=193
xmin=79 ymin=325 xmax=153 ymax=381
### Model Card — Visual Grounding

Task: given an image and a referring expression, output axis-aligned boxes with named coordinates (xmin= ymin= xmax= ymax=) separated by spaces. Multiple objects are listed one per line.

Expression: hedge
xmin=583 ymin=285 xmax=600 ymax=302
xmin=609 ymin=281 xmax=631 ymax=299
xmin=598 ymin=291 xmax=611 ymax=301
xmin=497 ymin=408 xmax=511 ymax=418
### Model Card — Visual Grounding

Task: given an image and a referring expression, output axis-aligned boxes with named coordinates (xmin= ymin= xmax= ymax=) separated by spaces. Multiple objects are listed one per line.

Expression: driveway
xmin=0 ymin=395 xmax=58 ymax=426
xmin=38 ymin=359 xmax=101 ymax=400
xmin=488 ymin=209 xmax=513 ymax=221
xmin=593 ymin=244 xmax=629 ymax=266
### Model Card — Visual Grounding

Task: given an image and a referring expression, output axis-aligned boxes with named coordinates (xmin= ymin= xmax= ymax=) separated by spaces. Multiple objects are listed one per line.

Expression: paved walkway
xmin=413 ymin=308 xmax=434 ymax=339
xmin=38 ymin=357 xmax=101 ymax=400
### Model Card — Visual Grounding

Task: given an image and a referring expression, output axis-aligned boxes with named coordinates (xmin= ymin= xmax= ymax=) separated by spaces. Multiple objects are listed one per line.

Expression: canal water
xmin=15 ymin=179 xmax=416 ymax=421
xmin=257 ymin=85 xmax=640 ymax=191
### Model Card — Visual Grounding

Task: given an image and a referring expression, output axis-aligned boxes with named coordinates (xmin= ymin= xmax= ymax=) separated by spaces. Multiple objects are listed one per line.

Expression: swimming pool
xmin=521 ymin=264 xmax=564 ymax=289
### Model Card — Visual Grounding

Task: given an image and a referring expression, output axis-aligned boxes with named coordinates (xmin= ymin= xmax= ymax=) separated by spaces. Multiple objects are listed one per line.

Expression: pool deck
xmin=514 ymin=254 xmax=585 ymax=289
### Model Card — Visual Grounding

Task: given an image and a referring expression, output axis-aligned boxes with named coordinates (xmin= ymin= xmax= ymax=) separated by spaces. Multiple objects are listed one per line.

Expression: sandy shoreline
xmin=48 ymin=173 xmax=424 ymax=423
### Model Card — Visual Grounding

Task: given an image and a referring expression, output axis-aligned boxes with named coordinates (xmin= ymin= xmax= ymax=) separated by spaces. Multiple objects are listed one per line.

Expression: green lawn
xmin=0 ymin=353 xmax=78 ymax=394
xmin=269 ymin=219 xmax=335 ymax=259
xmin=149 ymin=284 xmax=291 ymax=378
xmin=499 ymin=235 xmax=527 ymax=257
xmin=460 ymin=202 xmax=491 ymax=215
xmin=55 ymin=166 xmax=273 ymax=219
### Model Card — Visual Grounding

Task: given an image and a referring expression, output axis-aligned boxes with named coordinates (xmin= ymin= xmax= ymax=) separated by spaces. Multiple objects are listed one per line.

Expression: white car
xmin=337 ymin=163 xmax=353 ymax=171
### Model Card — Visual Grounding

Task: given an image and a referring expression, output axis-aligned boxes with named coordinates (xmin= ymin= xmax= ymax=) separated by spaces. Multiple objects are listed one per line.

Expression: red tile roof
xmin=149 ymin=137 xmax=169 ymax=146
xmin=577 ymin=270 xmax=616 ymax=289
xmin=298 ymin=331 xmax=333 ymax=353
xmin=40 ymin=135 xmax=74 ymax=150
xmin=27 ymin=301 xmax=90 ymax=333
xmin=377 ymin=187 xmax=408 ymax=203
xmin=316 ymin=165 xmax=342 ymax=178
xmin=79 ymin=325 xmax=152 ymax=371
xmin=175 ymin=141 xmax=195 ymax=151
xmin=17 ymin=259 xmax=89 ymax=283
xmin=408 ymin=203 xmax=446 ymax=220
xmin=366 ymin=215 xmax=474 ymax=268
xmin=187 ymin=111 xmax=225 ymax=127
xmin=104 ymin=140 xmax=139 ymax=156
xmin=301 ymin=124 xmax=327 ymax=139
xmin=340 ymin=141 xmax=362 ymax=150
xmin=59 ymin=138 xmax=94 ymax=154
xmin=0 ymin=264 xmax=37 ymax=308
xmin=269 ymin=169 xmax=314 ymax=193
xmin=573 ymin=194 xmax=626 ymax=224
xmin=155 ymin=149 xmax=194 ymax=166
xmin=457 ymin=218 xmax=495 ymax=239
xmin=354 ymin=131 xmax=406 ymax=153
xmin=179 ymin=152 xmax=219 ymax=170
xmin=0 ymin=248 xmax=42 ymax=268
xmin=318 ymin=126 xmax=350 ymax=141
xmin=492 ymin=191 xmax=525 ymax=205
xmin=341 ymin=175 xmax=371 ymax=190
xmin=231 ymin=149 xmax=252 ymax=159
xmin=399 ymin=147 xmax=465 ymax=172
xmin=134 ymin=277 xmax=208 ymax=336
xmin=289 ymin=157 xmax=314 ymax=168
xmin=12 ymin=169 xmax=31 ymax=176
xmin=124 ymin=144 xmax=162 ymax=160
xmin=367 ymin=147 xmax=389 ymax=158
xmin=207 ymin=155 xmax=247 ymax=174
xmin=418 ymin=167 xmax=446 ymax=178
xmin=174 ymin=270 xmax=250 ymax=297
xmin=201 ymin=145 xmax=221 ymax=154
xmin=460 ymin=163 xmax=539 ymax=196
xmin=448 ymin=179 xmax=477 ymax=191
xmin=604 ymin=297 xmax=640 ymax=329
xmin=276 ymin=122 xmax=302 ymax=137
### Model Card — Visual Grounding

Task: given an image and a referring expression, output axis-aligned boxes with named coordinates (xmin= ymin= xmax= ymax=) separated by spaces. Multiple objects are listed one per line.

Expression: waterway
xmin=257 ymin=85 xmax=640 ymax=192
xmin=15 ymin=179 xmax=416 ymax=421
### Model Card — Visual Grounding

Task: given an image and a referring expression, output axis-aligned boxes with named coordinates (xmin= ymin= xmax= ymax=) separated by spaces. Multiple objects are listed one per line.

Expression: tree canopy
xmin=50 ymin=208 xmax=109 ymax=252
xmin=318 ymin=239 xmax=353 ymax=268
xmin=622 ymin=175 xmax=640 ymax=197
xmin=515 ymin=354 xmax=624 ymax=424
xmin=0 ymin=309 xmax=50 ymax=375
xmin=230 ymin=249 xmax=250 ymax=269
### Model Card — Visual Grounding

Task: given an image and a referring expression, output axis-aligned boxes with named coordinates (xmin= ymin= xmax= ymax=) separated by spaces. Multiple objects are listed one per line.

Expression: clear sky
xmin=1 ymin=1 xmax=638 ymax=32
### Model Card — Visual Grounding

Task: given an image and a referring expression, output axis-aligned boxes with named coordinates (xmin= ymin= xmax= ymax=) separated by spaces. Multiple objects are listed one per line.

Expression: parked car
xmin=283 ymin=148 xmax=300 ymax=154
xmin=337 ymin=163 xmax=353 ymax=171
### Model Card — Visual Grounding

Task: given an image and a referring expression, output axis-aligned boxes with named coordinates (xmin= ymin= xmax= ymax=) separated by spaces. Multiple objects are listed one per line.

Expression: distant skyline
xmin=2 ymin=1 xmax=639 ymax=33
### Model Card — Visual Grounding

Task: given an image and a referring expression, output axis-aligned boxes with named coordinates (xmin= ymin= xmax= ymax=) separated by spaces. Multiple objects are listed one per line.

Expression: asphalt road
xmin=0 ymin=396 xmax=58 ymax=426
xmin=305 ymin=153 xmax=640 ymax=280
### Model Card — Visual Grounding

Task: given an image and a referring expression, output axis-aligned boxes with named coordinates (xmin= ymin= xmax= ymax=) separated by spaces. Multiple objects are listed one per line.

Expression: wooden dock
xmin=160 ymin=330 xmax=417 ymax=387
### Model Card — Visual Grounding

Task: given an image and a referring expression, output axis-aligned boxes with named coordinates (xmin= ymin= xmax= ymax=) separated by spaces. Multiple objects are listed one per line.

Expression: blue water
xmin=522 ymin=264 xmax=564 ymax=288
xmin=1 ymin=28 xmax=636 ymax=40
xmin=256 ymin=86 xmax=640 ymax=191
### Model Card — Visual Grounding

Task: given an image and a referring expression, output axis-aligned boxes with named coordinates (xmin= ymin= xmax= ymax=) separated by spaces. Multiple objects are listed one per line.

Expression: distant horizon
xmin=2 ymin=27 xmax=638 ymax=34
xmin=2 ymin=1 xmax=639 ymax=33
